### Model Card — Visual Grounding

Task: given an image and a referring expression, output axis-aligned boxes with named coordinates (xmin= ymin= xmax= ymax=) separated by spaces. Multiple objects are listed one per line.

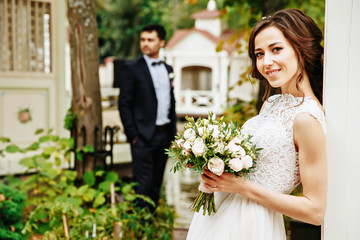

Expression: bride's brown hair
xmin=248 ymin=9 xmax=324 ymax=103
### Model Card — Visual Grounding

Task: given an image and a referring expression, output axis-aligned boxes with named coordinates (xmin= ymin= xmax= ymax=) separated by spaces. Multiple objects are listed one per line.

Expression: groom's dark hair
xmin=141 ymin=24 xmax=166 ymax=40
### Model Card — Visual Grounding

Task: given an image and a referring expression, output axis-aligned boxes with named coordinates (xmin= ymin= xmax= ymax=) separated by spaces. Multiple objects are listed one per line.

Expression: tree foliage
xmin=97 ymin=0 xmax=210 ymax=62
xmin=97 ymin=0 xmax=324 ymax=62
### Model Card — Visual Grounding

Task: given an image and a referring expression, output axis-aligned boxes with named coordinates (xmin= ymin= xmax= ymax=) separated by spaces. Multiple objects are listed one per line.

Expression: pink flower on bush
xmin=18 ymin=108 xmax=32 ymax=123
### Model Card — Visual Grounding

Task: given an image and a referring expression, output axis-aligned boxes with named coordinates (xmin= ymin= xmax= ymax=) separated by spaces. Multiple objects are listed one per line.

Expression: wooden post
xmin=62 ymin=214 xmax=70 ymax=240
xmin=110 ymin=182 xmax=116 ymax=216
xmin=113 ymin=222 xmax=122 ymax=240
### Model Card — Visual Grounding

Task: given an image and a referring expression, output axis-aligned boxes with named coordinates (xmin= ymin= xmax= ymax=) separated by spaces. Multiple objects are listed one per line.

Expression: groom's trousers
xmin=130 ymin=123 xmax=172 ymax=210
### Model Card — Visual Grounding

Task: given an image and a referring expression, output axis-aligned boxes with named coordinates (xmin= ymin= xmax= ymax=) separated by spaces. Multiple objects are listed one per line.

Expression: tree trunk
xmin=67 ymin=0 xmax=102 ymax=178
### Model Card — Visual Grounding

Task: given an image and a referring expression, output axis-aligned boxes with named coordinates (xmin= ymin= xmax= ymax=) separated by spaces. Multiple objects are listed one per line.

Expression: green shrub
xmin=1 ymin=130 xmax=174 ymax=239
xmin=0 ymin=184 xmax=27 ymax=240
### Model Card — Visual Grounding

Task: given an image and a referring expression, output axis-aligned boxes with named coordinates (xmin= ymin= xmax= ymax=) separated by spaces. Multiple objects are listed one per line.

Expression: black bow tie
xmin=151 ymin=61 xmax=163 ymax=66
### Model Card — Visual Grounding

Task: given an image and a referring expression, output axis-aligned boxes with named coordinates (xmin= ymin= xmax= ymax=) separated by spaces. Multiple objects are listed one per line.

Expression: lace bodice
xmin=241 ymin=94 xmax=326 ymax=194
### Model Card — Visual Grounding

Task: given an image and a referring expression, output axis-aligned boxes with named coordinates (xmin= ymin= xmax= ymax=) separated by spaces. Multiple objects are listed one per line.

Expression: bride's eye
xmin=255 ymin=52 xmax=264 ymax=58
xmin=273 ymin=47 xmax=282 ymax=53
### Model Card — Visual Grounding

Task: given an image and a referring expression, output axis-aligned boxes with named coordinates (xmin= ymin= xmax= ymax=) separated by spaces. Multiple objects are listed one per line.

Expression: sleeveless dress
xmin=186 ymin=94 xmax=326 ymax=240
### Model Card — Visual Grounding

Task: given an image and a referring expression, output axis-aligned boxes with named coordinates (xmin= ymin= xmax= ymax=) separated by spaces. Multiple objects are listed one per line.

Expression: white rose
xmin=208 ymin=158 xmax=225 ymax=176
xmin=192 ymin=138 xmax=207 ymax=156
xmin=176 ymin=139 xmax=184 ymax=148
xmin=242 ymin=155 xmax=253 ymax=169
xmin=229 ymin=158 xmax=244 ymax=172
xmin=225 ymin=141 xmax=246 ymax=158
xmin=183 ymin=140 xmax=192 ymax=150
xmin=197 ymin=127 xmax=205 ymax=136
xmin=184 ymin=128 xmax=196 ymax=140
xmin=209 ymin=125 xmax=220 ymax=139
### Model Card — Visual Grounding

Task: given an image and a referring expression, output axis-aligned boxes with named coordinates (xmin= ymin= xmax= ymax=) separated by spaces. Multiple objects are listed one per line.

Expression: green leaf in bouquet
xmin=185 ymin=115 xmax=195 ymax=123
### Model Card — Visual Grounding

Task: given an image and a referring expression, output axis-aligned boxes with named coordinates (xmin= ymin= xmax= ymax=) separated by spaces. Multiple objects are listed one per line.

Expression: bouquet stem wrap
xmin=191 ymin=182 xmax=216 ymax=215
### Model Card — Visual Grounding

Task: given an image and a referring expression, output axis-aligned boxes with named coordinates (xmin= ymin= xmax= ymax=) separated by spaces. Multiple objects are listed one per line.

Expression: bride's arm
xmin=202 ymin=112 xmax=327 ymax=225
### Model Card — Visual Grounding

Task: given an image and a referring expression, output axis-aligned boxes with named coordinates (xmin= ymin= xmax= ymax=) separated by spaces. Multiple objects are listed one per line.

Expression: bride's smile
xmin=254 ymin=26 xmax=301 ymax=94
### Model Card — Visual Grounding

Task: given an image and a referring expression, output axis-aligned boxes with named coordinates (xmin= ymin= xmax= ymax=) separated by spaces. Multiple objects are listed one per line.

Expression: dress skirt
xmin=186 ymin=192 xmax=286 ymax=240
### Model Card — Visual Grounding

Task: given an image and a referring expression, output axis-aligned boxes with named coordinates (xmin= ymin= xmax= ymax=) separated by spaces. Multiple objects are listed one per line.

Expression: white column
xmin=323 ymin=0 xmax=360 ymax=239
xmin=219 ymin=52 xmax=229 ymax=112
xmin=56 ymin=0 xmax=69 ymax=137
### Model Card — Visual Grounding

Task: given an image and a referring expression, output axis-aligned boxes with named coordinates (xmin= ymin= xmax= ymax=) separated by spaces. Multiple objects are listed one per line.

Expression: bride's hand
xmin=201 ymin=170 xmax=248 ymax=194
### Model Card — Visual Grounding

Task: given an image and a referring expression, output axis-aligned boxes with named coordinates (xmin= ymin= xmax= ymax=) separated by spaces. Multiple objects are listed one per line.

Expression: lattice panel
xmin=0 ymin=0 xmax=52 ymax=73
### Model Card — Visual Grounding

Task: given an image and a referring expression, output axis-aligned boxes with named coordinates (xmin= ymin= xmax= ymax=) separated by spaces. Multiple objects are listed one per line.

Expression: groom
xmin=118 ymin=24 xmax=177 ymax=210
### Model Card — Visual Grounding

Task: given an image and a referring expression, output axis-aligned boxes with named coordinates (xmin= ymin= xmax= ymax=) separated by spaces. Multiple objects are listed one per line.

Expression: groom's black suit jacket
xmin=118 ymin=56 xmax=177 ymax=143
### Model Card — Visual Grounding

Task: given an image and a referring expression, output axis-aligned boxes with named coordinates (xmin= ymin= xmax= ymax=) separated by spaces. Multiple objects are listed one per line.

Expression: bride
xmin=186 ymin=9 xmax=327 ymax=240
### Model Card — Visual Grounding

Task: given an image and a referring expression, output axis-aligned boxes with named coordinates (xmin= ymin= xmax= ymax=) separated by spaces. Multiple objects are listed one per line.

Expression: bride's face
xmin=254 ymin=26 xmax=300 ymax=93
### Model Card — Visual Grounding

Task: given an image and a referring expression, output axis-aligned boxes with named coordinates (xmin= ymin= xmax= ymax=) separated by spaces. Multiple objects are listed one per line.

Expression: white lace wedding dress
xmin=186 ymin=94 xmax=326 ymax=240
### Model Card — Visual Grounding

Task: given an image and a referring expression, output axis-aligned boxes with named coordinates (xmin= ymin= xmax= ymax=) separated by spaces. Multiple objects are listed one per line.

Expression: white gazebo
xmin=165 ymin=0 xmax=257 ymax=116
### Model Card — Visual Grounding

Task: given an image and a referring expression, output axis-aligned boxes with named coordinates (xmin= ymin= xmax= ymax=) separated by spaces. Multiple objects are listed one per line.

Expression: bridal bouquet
xmin=166 ymin=112 xmax=261 ymax=215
